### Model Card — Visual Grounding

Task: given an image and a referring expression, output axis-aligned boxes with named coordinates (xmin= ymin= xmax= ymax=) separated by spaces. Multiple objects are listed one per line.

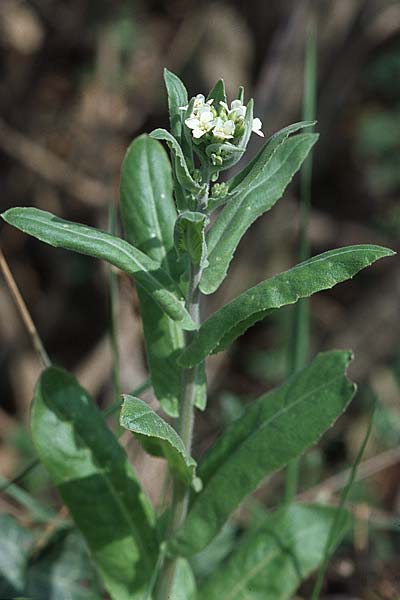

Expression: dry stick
xmin=0 ymin=249 xmax=50 ymax=369
xmin=298 ymin=445 xmax=400 ymax=503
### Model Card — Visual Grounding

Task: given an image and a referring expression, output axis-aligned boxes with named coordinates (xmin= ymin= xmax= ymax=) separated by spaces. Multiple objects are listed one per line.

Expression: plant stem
xmin=155 ymin=180 xmax=207 ymax=598
xmin=285 ymin=15 xmax=317 ymax=503
xmin=155 ymin=260 xmax=202 ymax=599
xmin=107 ymin=205 xmax=121 ymax=406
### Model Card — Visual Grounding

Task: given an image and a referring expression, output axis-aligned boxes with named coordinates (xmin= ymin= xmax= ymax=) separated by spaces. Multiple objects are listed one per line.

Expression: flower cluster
xmin=181 ymin=94 xmax=263 ymax=143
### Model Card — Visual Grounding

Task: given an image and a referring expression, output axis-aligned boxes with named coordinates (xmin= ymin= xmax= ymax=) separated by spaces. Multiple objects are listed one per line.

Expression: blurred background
xmin=0 ymin=0 xmax=399 ymax=597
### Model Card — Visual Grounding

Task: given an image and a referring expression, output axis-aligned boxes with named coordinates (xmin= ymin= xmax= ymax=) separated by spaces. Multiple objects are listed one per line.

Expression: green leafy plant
xmin=1 ymin=69 xmax=395 ymax=599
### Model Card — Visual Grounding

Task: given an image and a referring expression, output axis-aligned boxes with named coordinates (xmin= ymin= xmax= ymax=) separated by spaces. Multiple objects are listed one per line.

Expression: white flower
xmin=180 ymin=94 xmax=213 ymax=113
xmin=185 ymin=107 xmax=215 ymax=138
xmin=252 ymin=117 xmax=264 ymax=137
xmin=229 ymin=99 xmax=247 ymax=120
xmin=212 ymin=117 xmax=235 ymax=140
xmin=182 ymin=90 xmax=263 ymax=143
xmin=220 ymin=99 xmax=246 ymax=121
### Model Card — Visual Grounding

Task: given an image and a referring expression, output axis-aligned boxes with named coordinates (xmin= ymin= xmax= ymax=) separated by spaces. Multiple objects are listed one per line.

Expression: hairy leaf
xmin=170 ymin=351 xmax=355 ymax=556
xmin=163 ymin=68 xmax=193 ymax=170
xmin=181 ymin=245 xmax=395 ymax=367
xmin=0 ymin=515 xmax=34 ymax=597
xmin=164 ymin=68 xmax=188 ymax=142
xmin=120 ymin=135 xmax=205 ymax=415
xmin=206 ymin=79 xmax=227 ymax=105
xmin=150 ymin=128 xmax=202 ymax=195
xmin=121 ymin=134 xmax=183 ymax=416
xmin=31 ymin=367 xmax=158 ymax=600
xmin=171 ymin=559 xmax=197 ymax=600
xmin=174 ymin=211 xmax=209 ymax=268
xmin=1 ymin=207 xmax=195 ymax=331
xmin=120 ymin=395 xmax=196 ymax=485
xmin=199 ymin=504 xmax=350 ymax=599
xmin=26 ymin=530 xmax=102 ymax=600
xmin=0 ymin=517 xmax=101 ymax=600
xmin=201 ymin=132 xmax=319 ymax=294
xmin=228 ymin=120 xmax=315 ymax=194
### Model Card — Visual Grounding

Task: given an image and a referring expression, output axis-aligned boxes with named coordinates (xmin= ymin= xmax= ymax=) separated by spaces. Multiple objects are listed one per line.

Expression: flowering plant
xmin=0 ymin=69 xmax=394 ymax=599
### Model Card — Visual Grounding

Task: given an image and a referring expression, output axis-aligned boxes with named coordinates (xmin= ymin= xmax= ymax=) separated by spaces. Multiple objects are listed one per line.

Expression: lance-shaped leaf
xmin=120 ymin=395 xmax=196 ymax=485
xmin=205 ymin=115 xmax=308 ymax=213
xmin=163 ymin=68 xmax=193 ymax=170
xmin=121 ymin=134 xmax=182 ymax=416
xmin=31 ymin=367 xmax=158 ymax=600
xmin=1 ymin=207 xmax=195 ymax=331
xmin=228 ymin=120 xmax=316 ymax=196
xmin=201 ymin=131 xmax=319 ymax=294
xmin=26 ymin=530 xmax=102 ymax=600
xmin=207 ymin=79 xmax=227 ymax=105
xmin=164 ymin=68 xmax=188 ymax=141
xmin=171 ymin=559 xmax=197 ymax=600
xmin=120 ymin=135 xmax=205 ymax=415
xmin=169 ymin=351 xmax=356 ymax=556
xmin=150 ymin=128 xmax=203 ymax=196
xmin=0 ymin=518 xmax=102 ymax=600
xmin=0 ymin=515 xmax=34 ymax=597
xmin=199 ymin=504 xmax=350 ymax=600
xmin=181 ymin=245 xmax=395 ymax=368
xmin=174 ymin=211 xmax=209 ymax=268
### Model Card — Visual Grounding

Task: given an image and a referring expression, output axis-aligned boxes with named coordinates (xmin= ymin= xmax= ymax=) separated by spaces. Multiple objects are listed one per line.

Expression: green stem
xmin=108 ymin=205 xmax=121 ymax=406
xmin=155 ymin=183 xmax=207 ymax=599
xmin=155 ymin=261 xmax=202 ymax=599
xmin=285 ymin=16 xmax=317 ymax=503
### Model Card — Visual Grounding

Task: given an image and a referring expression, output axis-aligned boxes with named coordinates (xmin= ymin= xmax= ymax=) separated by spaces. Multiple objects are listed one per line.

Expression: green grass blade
xmin=285 ymin=14 xmax=318 ymax=502
xmin=311 ymin=397 xmax=377 ymax=599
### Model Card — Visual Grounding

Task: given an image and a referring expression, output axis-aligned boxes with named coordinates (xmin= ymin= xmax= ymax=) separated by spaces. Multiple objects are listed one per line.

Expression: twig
xmin=0 ymin=249 xmax=50 ymax=369
xmin=0 ymin=458 xmax=40 ymax=493
xmin=299 ymin=445 xmax=400 ymax=503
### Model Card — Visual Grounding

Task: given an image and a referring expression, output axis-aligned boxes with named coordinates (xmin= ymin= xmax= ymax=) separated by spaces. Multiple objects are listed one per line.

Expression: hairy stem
xmin=155 ymin=239 xmax=204 ymax=599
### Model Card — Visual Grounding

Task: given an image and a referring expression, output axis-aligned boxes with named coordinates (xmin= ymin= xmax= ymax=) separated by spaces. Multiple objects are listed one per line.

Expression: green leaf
xmin=164 ymin=68 xmax=188 ymax=141
xmin=201 ymin=132 xmax=319 ymax=294
xmin=121 ymin=134 xmax=183 ymax=416
xmin=169 ymin=351 xmax=356 ymax=556
xmin=150 ymin=128 xmax=203 ymax=196
xmin=31 ymin=367 xmax=158 ymax=600
xmin=163 ymin=68 xmax=193 ymax=172
xmin=207 ymin=79 xmax=227 ymax=105
xmin=0 ymin=514 xmax=34 ymax=597
xmin=199 ymin=503 xmax=350 ymax=600
xmin=228 ymin=120 xmax=315 ymax=194
xmin=120 ymin=395 xmax=196 ymax=485
xmin=174 ymin=211 xmax=209 ymax=268
xmin=0 ymin=517 xmax=101 ymax=600
xmin=1 ymin=207 xmax=195 ymax=331
xmin=171 ymin=558 xmax=197 ymax=600
xmin=181 ymin=245 xmax=395 ymax=367
xmin=120 ymin=135 xmax=204 ymax=416
xmin=26 ymin=529 xmax=102 ymax=600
